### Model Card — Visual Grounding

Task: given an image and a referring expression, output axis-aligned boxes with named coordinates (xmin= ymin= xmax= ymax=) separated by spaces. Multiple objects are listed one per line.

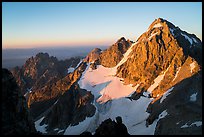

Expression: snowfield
xmin=63 ymin=42 xmax=169 ymax=135
xmin=160 ymin=87 xmax=174 ymax=103
xmin=35 ymin=117 xmax=48 ymax=134
xmin=34 ymin=42 xmax=174 ymax=135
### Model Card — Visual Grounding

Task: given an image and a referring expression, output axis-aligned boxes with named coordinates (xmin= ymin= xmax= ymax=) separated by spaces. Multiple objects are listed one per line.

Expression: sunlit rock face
xmin=116 ymin=18 xmax=201 ymax=100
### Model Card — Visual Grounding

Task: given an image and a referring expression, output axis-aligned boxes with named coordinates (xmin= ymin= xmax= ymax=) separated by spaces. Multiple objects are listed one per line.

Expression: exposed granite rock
xmin=84 ymin=48 xmax=102 ymax=63
xmin=39 ymin=83 xmax=96 ymax=132
xmin=116 ymin=18 xmax=201 ymax=99
xmin=11 ymin=52 xmax=81 ymax=104
xmin=100 ymin=37 xmax=132 ymax=68
xmin=28 ymin=61 xmax=87 ymax=119
xmin=1 ymin=68 xmax=38 ymax=135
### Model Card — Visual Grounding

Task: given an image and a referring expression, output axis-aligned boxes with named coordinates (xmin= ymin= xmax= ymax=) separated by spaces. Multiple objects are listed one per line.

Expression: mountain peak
xmin=85 ymin=48 xmax=102 ymax=63
xmin=117 ymin=37 xmax=126 ymax=43
xmin=36 ymin=52 xmax=50 ymax=58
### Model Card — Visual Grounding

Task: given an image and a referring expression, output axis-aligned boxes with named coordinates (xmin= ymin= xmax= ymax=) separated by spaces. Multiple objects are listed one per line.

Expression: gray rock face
xmin=39 ymin=83 xmax=96 ymax=132
xmin=151 ymin=70 xmax=202 ymax=135
xmin=1 ymin=68 xmax=38 ymax=135
xmin=28 ymin=61 xmax=87 ymax=120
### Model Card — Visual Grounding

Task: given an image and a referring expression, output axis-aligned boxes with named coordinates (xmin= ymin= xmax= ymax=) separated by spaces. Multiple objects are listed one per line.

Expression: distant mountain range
xmin=2 ymin=18 xmax=202 ymax=135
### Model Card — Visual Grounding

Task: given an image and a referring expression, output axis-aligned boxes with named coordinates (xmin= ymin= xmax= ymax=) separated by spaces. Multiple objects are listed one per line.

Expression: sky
xmin=2 ymin=2 xmax=202 ymax=49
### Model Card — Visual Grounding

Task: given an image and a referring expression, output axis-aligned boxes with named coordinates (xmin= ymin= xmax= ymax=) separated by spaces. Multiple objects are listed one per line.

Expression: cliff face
xmin=116 ymin=18 xmax=201 ymax=100
xmin=11 ymin=53 xmax=81 ymax=95
xmin=11 ymin=53 xmax=82 ymax=115
xmin=2 ymin=68 xmax=38 ymax=135
xmin=38 ymin=83 xmax=96 ymax=134
xmin=149 ymin=70 xmax=202 ymax=135
xmin=28 ymin=61 xmax=87 ymax=119
xmin=99 ymin=37 xmax=133 ymax=67
xmin=84 ymin=48 xmax=102 ymax=63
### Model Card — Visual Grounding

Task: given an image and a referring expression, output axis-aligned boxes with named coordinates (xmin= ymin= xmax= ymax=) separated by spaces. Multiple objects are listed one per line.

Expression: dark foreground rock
xmin=94 ymin=116 xmax=129 ymax=135
xmin=1 ymin=68 xmax=38 ymax=135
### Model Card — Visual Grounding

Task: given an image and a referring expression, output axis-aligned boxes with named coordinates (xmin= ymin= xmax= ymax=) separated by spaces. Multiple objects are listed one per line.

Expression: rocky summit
xmin=9 ymin=18 xmax=202 ymax=135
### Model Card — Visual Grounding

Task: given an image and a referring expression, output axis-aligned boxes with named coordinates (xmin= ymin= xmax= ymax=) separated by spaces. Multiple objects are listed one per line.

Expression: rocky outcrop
xmin=11 ymin=52 xmax=81 ymax=96
xmin=1 ymin=68 xmax=38 ymax=135
xmin=28 ymin=61 xmax=87 ymax=119
xmin=94 ymin=116 xmax=129 ymax=135
xmin=11 ymin=52 xmax=82 ymax=118
xmin=147 ymin=70 xmax=202 ymax=135
xmin=84 ymin=48 xmax=102 ymax=63
xmin=116 ymin=18 xmax=201 ymax=99
xmin=38 ymin=83 xmax=96 ymax=132
xmin=80 ymin=116 xmax=129 ymax=135
xmin=100 ymin=37 xmax=133 ymax=67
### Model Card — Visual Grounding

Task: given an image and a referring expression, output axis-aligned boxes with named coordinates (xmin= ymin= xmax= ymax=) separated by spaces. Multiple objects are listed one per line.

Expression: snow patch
xmin=35 ymin=117 xmax=48 ymax=134
xmin=181 ymin=123 xmax=189 ymax=128
xmin=191 ymin=121 xmax=202 ymax=127
xmin=148 ymin=32 xmax=158 ymax=40
xmin=54 ymin=128 xmax=59 ymax=131
xmin=54 ymin=99 xmax=59 ymax=105
xmin=67 ymin=59 xmax=83 ymax=74
xmin=176 ymin=121 xmax=180 ymax=125
xmin=158 ymin=110 xmax=168 ymax=119
xmin=67 ymin=67 xmax=75 ymax=73
xmin=116 ymin=42 xmax=137 ymax=67
xmin=181 ymin=32 xmax=193 ymax=45
xmin=170 ymin=28 xmax=175 ymax=36
xmin=27 ymin=87 xmax=33 ymax=93
xmin=58 ymin=129 xmax=64 ymax=133
xmin=172 ymin=67 xmax=181 ymax=82
xmin=181 ymin=121 xmax=202 ymax=128
xmin=160 ymin=87 xmax=174 ymax=103
xmin=190 ymin=92 xmax=197 ymax=102
xmin=190 ymin=62 xmax=196 ymax=73
xmin=76 ymin=59 xmax=83 ymax=68
xmin=64 ymin=113 xmax=97 ymax=135
xmin=153 ymin=23 xmax=163 ymax=28
xmin=147 ymin=66 xmax=170 ymax=94
xmin=192 ymin=37 xmax=199 ymax=43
